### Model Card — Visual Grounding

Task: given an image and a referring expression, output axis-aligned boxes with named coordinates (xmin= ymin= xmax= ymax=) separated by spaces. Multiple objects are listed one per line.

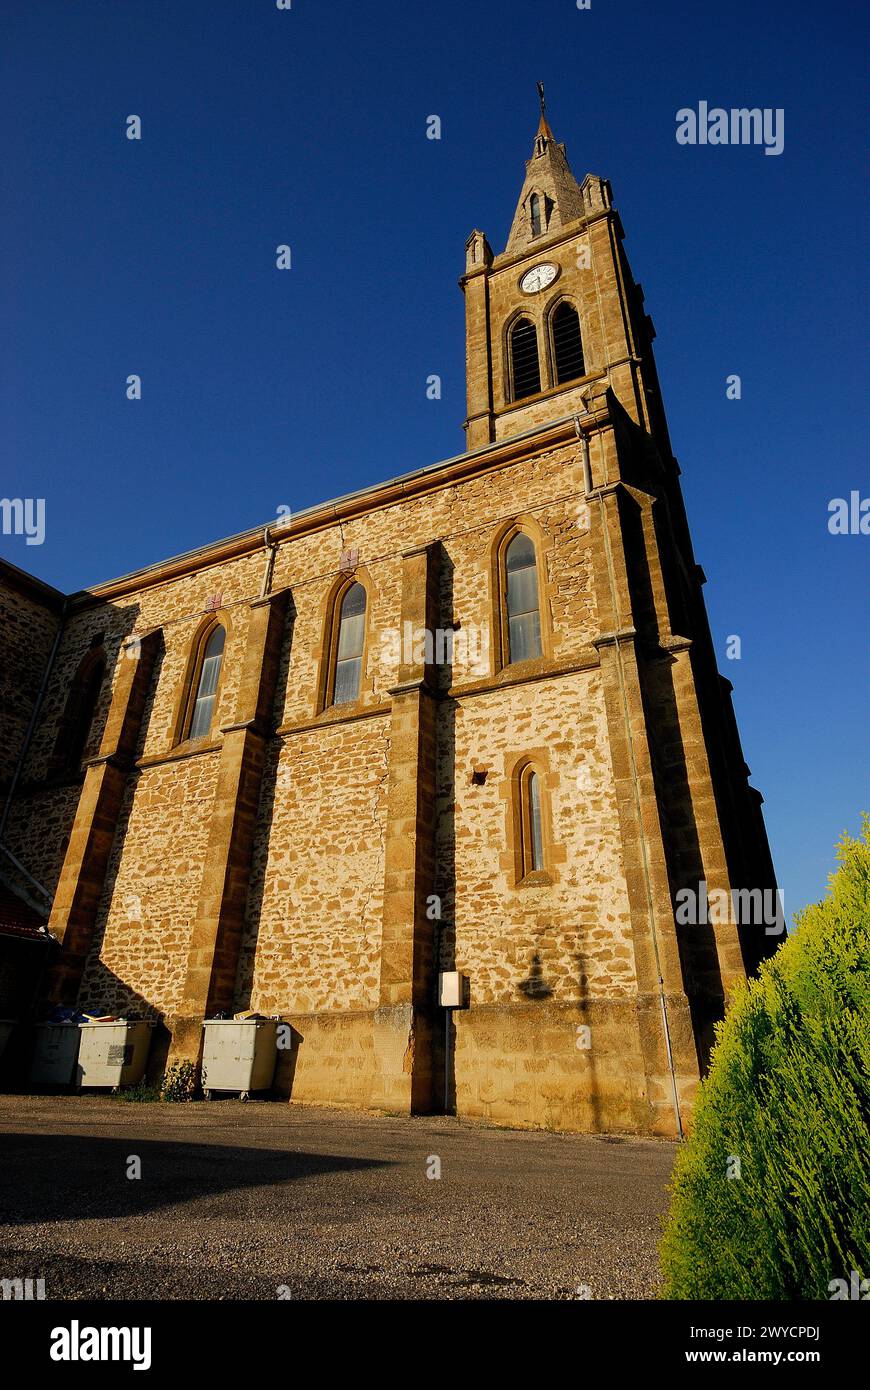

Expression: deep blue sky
xmin=1 ymin=0 xmax=867 ymax=920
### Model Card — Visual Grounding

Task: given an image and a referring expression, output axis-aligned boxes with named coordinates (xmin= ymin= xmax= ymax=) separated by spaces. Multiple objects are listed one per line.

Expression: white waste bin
xmin=201 ymin=1018 xmax=278 ymax=1099
xmin=77 ymin=1020 xmax=154 ymax=1089
xmin=29 ymin=1022 xmax=82 ymax=1086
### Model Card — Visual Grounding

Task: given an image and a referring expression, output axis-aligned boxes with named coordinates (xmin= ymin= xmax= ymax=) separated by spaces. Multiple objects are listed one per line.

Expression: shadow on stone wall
xmin=517 ymin=949 xmax=553 ymax=999
xmin=272 ymin=1022 xmax=302 ymax=1098
xmin=619 ymin=489 xmax=724 ymax=1075
xmin=233 ymin=587 xmax=297 ymax=1013
xmin=433 ymin=545 xmax=457 ymax=1115
xmin=572 ymin=946 xmax=605 ymax=1133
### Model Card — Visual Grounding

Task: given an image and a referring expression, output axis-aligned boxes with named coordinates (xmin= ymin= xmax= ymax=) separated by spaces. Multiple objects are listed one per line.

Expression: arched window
xmin=525 ymin=770 xmax=544 ymax=873
xmin=505 ymin=533 xmax=542 ymax=663
xmin=186 ymin=624 xmax=225 ymax=740
xmin=530 ymin=193 xmax=542 ymax=237
xmin=55 ymin=651 xmax=105 ymax=773
xmin=510 ymin=318 xmax=541 ymax=400
xmin=330 ymin=582 xmax=367 ymax=706
xmin=551 ymin=301 xmax=585 ymax=384
xmin=514 ymin=761 xmax=549 ymax=882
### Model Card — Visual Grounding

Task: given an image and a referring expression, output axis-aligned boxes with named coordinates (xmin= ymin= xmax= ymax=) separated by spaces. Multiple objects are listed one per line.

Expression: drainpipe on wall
xmin=575 ymin=415 xmax=684 ymax=1140
xmin=259 ymin=526 xmax=277 ymax=600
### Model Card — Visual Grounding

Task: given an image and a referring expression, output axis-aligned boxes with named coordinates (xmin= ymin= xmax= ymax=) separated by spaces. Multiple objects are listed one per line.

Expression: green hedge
xmin=661 ymin=817 xmax=870 ymax=1299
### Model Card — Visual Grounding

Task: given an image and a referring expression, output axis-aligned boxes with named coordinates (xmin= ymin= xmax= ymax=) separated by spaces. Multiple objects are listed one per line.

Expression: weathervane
xmin=537 ymin=81 xmax=546 ymax=117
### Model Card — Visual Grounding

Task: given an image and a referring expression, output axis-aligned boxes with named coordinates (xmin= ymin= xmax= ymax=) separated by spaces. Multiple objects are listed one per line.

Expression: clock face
xmin=520 ymin=262 xmax=559 ymax=294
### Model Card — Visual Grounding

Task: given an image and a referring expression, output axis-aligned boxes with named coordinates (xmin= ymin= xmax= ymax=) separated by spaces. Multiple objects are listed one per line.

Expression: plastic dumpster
xmin=77 ymin=1020 xmax=154 ymax=1090
xmin=201 ymin=1018 xmax=278 ymax=1099
xmin=29 ymin=1022 xmax=82 ymax=1086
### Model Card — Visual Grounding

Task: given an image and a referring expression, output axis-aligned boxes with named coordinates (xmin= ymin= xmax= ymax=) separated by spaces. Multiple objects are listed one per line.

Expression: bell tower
xmin=461 ymin=90 xmax=669 ymax=455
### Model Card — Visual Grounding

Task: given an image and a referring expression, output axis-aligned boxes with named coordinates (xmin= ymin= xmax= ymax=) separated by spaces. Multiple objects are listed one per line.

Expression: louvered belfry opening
xmin=510 ymin=318 xmax=542 ymax=399
xmin=552 ymin=301 xmax=585 ymax=384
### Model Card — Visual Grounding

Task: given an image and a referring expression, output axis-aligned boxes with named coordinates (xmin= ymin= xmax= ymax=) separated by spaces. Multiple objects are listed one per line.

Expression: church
xmin=0 ymin=104 xmax=778 ymax=1135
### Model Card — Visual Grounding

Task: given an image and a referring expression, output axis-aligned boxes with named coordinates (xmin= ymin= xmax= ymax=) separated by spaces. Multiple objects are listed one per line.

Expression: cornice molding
xmin=68 ymin=413 xmax=609 ymax=610
xmin=0 ymin=556 xmax=65 ymax=612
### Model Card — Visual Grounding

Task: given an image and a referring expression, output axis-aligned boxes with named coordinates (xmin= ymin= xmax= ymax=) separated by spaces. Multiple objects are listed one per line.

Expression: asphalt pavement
xmin=0 ymin=1095 xmax=676 ymax=1300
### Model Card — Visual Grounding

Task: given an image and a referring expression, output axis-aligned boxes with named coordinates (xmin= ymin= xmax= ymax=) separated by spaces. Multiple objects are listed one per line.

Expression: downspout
xmin=575 ymin=414 xmax=684 ymax=1139
xmin=259 ymin=526 xmax=277 ymax=600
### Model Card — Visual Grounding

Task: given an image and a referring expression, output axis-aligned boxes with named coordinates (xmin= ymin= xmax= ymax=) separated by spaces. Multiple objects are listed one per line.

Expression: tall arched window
xmin=187 ymin=624 xmax=225 ymax=740
xmin=55 ymin=650 xmax=105 ymax=773
xmin=331 ymin=582 xmax=366 ymax=706
xmin=505 ymin=533 xmax=542 ymax=663
xmin=551 ymin=301 xmax=585 ymax=384
xmin=530 ymin=193 xmax=542 ymax=237
xmin=510 ymin=318 xmax=541 ymax=400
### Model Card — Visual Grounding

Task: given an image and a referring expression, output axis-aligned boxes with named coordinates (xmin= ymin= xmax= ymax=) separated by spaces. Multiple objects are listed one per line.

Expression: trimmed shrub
xmin=661 ymin=817 xmax=870 ymax=1299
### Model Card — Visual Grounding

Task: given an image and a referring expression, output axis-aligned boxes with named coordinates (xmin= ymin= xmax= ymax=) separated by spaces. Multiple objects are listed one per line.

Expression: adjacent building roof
xmin=0 ymin=885 xmax=49 ymax=942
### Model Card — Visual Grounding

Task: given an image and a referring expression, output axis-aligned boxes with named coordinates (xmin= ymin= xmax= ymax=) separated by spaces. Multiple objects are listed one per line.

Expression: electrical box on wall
xmin=438 ymin=971 xmax=468 ymax=1009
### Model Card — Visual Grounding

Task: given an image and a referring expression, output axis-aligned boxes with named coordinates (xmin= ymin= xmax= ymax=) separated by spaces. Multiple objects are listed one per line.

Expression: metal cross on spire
xmin=537 ymin=81 xmax=546 ymax=117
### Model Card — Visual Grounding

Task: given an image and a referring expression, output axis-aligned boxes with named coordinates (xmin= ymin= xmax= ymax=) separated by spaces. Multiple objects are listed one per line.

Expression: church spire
xmin=504 ymin=89 xmax=585 ymax=255
xmin=533 ymin=81 xmax=556 ymax=154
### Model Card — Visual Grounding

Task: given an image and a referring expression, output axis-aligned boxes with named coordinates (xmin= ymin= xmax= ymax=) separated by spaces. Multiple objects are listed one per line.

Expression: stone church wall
xmin=0 ymin=567 xmax=61 ymax=789
xmin=0 ymin=123 xmax=779 ymax=1133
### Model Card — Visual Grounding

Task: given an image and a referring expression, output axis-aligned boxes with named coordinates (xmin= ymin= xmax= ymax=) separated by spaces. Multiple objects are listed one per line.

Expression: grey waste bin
xmin=29 ymin=1023 xmax=82 ymax=1086
xmin=77 ymin=1021 xmax=154 ymax=1089
xmin=201 ymin=1019 xmax=278 ymax=1099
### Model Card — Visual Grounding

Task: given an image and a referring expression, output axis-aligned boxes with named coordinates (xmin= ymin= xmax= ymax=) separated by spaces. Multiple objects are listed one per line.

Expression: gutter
xmin=259 ymin=526 xmax=278 ymax=600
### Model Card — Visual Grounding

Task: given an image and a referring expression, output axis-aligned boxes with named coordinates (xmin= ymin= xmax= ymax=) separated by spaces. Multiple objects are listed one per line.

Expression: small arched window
xmin=510 ymin=318 xmax=541 ymax=400
xmin=331 ymin=582 xmax=367 ymax=706
xmin=56 ymin=652 xmax=105 ymax=773
xmin=526 ymin=770 xmax=544 ymax=873
xmin=551 ymin=301 xmax=585 ymax=384
xmin=187 ymin=624 xmax=225 ymax=740
xmin=530 ymin=193 xmax=542 ymax=237
xmin=515 ymin=761 xmax=548 ymax=882
xmin=505 ymin=533 xmax=542 ymax=663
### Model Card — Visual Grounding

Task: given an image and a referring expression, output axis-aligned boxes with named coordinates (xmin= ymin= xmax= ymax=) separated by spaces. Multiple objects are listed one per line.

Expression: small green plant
xmin=660 ymin=817 xmax=870 ymax=1299
xmin=114 ymin=1080 xmax=162 ymax=1103
xmin=160 ymin=1060 xmax=197 ymax=1103
xmin=109 ymin=1060 xmax=198 ymax=1102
